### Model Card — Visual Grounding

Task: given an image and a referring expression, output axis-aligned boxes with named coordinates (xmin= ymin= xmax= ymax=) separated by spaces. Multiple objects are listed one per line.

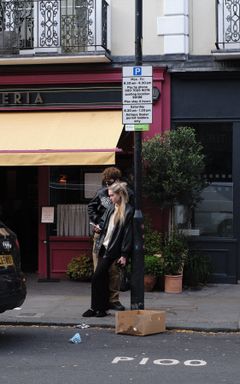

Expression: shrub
xmin=144 ymin=255 xmax=163 ymax=277
xmin=144 ymin=217 xmax=162 ymax=256
xmin=183 ymin=251 xmax=211 ymax=288
xmin=66 ymin=254 xmax=93 ymax=281
xmin=142 ymin=127 xmax=207 ymax=215
xmin=162 ymin=231 xmax=188 ymax=275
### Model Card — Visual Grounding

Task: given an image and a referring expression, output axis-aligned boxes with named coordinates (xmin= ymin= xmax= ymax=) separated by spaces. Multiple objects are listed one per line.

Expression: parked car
xmin=0 ymin=220 xmax=26 ymax=313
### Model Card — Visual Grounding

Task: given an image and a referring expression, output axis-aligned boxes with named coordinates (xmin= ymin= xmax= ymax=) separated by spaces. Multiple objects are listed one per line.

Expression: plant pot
xmin=164 ymin=274 xmax=183 ymax=293
xmin=144 ymin=274 xmax=157 ymax=292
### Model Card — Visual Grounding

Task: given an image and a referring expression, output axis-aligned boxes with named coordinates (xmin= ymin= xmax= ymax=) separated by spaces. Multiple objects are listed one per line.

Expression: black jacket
xmin=88 ymin=185 xmax=134 ymax=225
xmin=88 ymin=186 xmax=112 ymax=225
xmin=95 ymin=203 xmax=134 ymax=260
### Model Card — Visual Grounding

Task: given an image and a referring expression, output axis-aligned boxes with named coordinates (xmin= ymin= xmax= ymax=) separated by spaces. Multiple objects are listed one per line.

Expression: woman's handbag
xmin=119 ymin=266 xmax=130 ymax=292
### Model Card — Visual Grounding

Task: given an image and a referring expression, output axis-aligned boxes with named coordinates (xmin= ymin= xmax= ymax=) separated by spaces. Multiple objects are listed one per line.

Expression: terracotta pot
xmin=164 ymin=274 xmax=183 ymax=293
xmin=144 ymin=275 xmax=157 ymax=292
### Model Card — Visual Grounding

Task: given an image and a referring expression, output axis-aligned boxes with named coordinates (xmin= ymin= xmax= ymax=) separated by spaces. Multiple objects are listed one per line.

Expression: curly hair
xmin=102 ymin=167 xmax=122 ymax=185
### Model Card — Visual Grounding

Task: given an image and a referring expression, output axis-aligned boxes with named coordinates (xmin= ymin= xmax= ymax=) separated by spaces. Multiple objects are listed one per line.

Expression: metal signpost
xmin=122 ymin=0 xmax=153 ymax=310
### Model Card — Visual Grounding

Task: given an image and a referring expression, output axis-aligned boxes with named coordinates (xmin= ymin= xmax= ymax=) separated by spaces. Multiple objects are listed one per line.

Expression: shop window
xmin=174 ymin=123 xmax=233 ymax=237
xmin=56 ymin=204 xmax=89 ymax=236
xmin=84 ymin=173 xmax=102 ymax=199
xmin=194 ymin=182 xmax=233 ymax=237
xmin=49 ymin=166 xmax=103 ymax=237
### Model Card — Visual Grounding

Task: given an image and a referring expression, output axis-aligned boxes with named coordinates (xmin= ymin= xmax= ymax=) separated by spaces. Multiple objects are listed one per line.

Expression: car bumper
xmin=0 ymin=273 xmax=26 ymax=313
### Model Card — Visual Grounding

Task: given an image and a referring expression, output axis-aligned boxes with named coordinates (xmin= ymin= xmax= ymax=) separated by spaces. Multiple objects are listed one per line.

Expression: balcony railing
xmin=0 ymin=0 xmax=109 ymax=55
xmin=216 ymin=0 xmax=240 ymax=50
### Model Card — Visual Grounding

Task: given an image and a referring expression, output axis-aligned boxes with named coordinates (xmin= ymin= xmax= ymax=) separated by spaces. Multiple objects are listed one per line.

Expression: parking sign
xmin=122 ymin=66 xmax=153 ymax=125
xmin=133 ymin=67 xmax=142 ymax=76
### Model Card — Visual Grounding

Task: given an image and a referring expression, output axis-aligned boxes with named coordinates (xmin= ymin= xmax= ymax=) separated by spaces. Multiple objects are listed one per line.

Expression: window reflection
xmin=174 ymin=122 xmax=233 ymax=237
xmin=194 ymin=182 xmax=233 ymax=237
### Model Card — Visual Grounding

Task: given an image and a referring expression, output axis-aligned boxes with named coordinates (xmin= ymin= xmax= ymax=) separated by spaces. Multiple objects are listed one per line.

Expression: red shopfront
xmin=0 ymin=66 xmax=170 ymax=278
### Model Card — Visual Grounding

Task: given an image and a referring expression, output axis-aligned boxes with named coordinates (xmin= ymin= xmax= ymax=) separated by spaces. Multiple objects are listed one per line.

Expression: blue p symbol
xmin=133 ymin=67 xmax=142 ymax=76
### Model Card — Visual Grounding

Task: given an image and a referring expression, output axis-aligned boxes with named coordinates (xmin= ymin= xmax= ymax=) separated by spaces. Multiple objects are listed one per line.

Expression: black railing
xmin=0 ymin=0 xmax=108 ymax=54
xmin=216 ymin=0 xmax=240 ymax=50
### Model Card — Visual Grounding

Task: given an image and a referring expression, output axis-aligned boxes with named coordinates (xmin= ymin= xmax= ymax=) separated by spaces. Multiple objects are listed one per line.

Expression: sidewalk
xmin=1 ymin=274 xmax=240 ymax=331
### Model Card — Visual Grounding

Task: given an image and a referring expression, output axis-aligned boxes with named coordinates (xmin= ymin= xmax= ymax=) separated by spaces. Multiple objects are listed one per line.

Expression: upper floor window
xmin=216 ymin=0 xmax=240 ymax=50
xmin=0 ymin=0 xmax=109 ymax=55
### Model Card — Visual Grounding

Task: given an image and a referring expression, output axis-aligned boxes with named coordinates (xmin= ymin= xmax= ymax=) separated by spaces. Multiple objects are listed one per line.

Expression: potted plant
xmin=66 ymin=254 xmax=93 ymax=282
xmin=142 ymin=127 xmax=207 ymax=289
xmin=144 ymin=217 xmax=162 ymax=254
xmin=144 ymin=255 xmax=163 ymax=291
xmin=162 ymin=230 xmax=188 ymax=293
xmin=143 ymin=218 xmax=163 ymax=291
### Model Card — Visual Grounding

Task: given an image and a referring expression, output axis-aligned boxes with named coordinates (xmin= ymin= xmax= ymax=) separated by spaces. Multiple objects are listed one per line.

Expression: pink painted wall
xmin=142 ymin=68 xmax=171 ymax=232
xmin=0 ymin=66 xmax=171 ymax=277
xmin=144 ymin=68 xmax=171 ymax=139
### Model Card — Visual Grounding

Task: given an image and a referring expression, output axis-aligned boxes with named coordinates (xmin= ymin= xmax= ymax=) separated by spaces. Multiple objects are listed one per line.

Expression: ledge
xmin=0 ymin=52 xmax=111 ymax=65
xmin=212 ymin=49 xmax=240 ymax=60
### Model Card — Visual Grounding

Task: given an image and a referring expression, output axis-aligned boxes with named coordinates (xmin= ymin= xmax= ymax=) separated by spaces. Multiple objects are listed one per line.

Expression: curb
xmin=0 ymin=320 xmax=115 ymax=329
xmin=0 ymin=320 xmax=239 ymax=333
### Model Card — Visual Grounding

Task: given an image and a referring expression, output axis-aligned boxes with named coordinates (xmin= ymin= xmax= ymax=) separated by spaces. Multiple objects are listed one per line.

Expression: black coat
xmin=88 ymin=186 xmax=112 ymax=225
xmin=95 ymin=203 xmax=134 ymax=260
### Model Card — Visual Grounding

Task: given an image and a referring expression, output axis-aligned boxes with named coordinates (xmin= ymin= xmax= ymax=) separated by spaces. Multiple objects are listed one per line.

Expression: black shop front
xmin=172 ymin=72 xmax=240 ymax=283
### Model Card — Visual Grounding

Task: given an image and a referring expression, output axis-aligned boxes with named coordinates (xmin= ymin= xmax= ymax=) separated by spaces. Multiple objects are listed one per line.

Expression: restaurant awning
xmin=0 ymin=110 xmax=123 ymax=166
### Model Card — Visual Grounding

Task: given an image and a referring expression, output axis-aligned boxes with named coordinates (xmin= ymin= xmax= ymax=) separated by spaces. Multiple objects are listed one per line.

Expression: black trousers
xmin=91 ymin=253 xmax=114 ymax=311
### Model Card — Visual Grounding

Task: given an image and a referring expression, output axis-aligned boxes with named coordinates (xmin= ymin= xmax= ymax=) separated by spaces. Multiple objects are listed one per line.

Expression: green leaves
xmin=144 ymin=255 xmax=163 ymax=277
xmin=144 ymin=217 xmax=162 ymax=256
xmin=142 ymin=127 xmax=207 ymax=208
xmin=162 ymin=231 xmax=188 ymax=275
xmin=66 ymin=255 xmax=93 ymax=281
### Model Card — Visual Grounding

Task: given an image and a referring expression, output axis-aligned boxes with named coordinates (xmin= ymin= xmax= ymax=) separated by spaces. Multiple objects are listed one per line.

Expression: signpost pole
xmin=131 ymin=0 xmax=144 ymax=309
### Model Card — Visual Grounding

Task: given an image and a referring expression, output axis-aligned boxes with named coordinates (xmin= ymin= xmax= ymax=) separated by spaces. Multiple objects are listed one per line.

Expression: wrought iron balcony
xmin=216 ymin=0 xmax=240 ymax=50
xmin=0 ymin=0 xmax=109 ymax=57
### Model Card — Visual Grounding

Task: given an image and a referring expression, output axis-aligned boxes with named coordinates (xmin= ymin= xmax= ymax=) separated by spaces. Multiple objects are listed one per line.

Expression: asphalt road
xmin=0 ymin=325 xmax=239 ymax=384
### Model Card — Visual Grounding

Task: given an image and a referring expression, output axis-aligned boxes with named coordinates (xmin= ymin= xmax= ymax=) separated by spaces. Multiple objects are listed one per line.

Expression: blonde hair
xmin=108 ymin=182 xmax=129 ymax=225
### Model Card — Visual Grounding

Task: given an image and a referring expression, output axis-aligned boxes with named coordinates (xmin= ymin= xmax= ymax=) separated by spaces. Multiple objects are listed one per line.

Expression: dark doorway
xmin=0 ymin=167 xmax=38 ymax=272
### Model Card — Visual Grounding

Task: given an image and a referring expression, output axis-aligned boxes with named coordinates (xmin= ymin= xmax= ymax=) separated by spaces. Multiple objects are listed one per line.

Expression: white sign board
xmin=41 ymin=206 xmax=55 ymax=224
xmin=122 ymin=77 xmax=152 ymax=105
xmin=122 ymin=66 xmax=152 ymax=125
xmin=123 ymin=104 xmax=152 ymax=124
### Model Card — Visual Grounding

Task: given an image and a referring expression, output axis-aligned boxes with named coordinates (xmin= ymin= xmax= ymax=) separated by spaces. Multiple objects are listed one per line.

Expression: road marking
xmin=184 ymin=360 xmax=207 ymax=366
xmin=112 ymin=357 xmax=134 ymax=364
xmin=153 ymin=359 xmax=179 ymax=366
xmin=139 ymin=358 xmax=149 ymax=365
xmin=112 ymin=357 xmax=207 ymax=367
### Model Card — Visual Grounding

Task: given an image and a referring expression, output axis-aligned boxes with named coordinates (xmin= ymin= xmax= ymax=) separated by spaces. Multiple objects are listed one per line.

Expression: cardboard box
xmin=115 ymin=310 xmax=166 ymax=336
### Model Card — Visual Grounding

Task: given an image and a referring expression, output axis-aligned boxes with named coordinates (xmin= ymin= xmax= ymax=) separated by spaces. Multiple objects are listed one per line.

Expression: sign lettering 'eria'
xmin=0 ymin=92 xmax=43 ymax=105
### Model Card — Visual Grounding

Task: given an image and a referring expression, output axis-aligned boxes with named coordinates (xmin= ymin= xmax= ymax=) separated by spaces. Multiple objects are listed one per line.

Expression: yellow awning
xmin=0 ymin=111 xmax=123 ymax=166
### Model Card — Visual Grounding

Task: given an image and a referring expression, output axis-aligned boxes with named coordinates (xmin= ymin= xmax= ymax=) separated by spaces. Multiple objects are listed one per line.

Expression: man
xmin=88 ymin=167 xmax=133 ymax=311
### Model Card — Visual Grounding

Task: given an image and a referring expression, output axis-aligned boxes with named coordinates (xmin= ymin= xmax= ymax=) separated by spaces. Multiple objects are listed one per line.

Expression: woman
xmin=83 ymin=182 xmax=133 ymax=317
